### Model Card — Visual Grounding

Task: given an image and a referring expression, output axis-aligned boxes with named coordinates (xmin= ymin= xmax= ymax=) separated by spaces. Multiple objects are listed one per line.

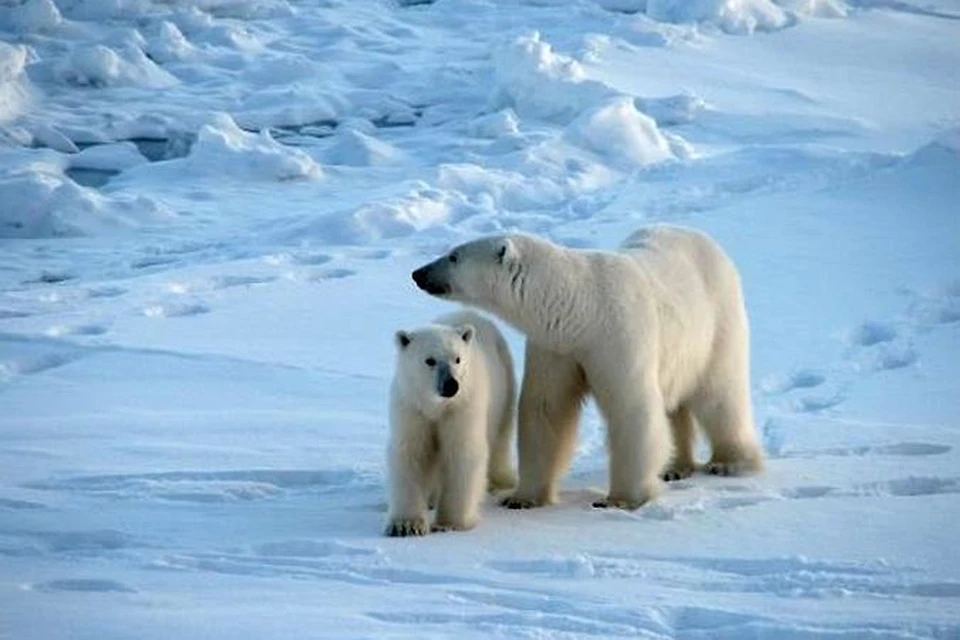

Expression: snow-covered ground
xmin=2 ymin=0 xmax=959 ymax=637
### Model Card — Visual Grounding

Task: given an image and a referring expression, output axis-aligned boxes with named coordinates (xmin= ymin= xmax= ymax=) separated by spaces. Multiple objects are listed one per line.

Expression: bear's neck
xmin=498 ymin=247 xmax=594 ymax=353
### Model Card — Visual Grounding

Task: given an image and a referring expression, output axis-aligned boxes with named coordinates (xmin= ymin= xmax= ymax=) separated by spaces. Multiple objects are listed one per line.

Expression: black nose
xmin=440 ymin=378 xmax=459 ymax=398
xmin=412 ymin=267 xmax=428 ymax=288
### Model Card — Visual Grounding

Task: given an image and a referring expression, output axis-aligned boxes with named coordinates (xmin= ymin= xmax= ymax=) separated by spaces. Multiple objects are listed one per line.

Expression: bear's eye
xmin=455 ymin=357 xmax=461 ymax=364
xmin=449 ymin=253 xmax=458 ymax=264
xmin=425 ymin=357 xmax=436 ymax=367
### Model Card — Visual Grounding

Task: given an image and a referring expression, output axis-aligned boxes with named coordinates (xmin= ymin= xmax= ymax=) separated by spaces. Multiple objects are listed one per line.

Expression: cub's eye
xmin=455 ymin=357 xmax=461 ymax=364
xmin=449 ymin=254 xmax=458 ymax=263
xmin=425 ymin=358 xmax=436 ymax=367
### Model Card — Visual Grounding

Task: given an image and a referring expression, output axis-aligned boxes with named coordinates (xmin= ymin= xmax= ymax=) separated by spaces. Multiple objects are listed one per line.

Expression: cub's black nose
xmin=440 ymin=378 xmax=459 ymax=398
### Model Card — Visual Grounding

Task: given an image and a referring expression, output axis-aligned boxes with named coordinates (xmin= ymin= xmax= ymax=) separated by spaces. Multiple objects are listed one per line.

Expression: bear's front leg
xmin=501 ymin=343 xmax=588 ymax=509
xmin=433 ymin=429 xmax=487 ymax=532
xmin=385 ymin=434 xmax=436 ymax=537
xmin=588 ymin=364 xmax=671 ymax=510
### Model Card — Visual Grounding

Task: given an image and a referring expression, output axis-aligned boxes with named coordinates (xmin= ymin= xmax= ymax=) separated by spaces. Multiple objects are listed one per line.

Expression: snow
xmin=1 ymin=0 xmax=959 ymax=638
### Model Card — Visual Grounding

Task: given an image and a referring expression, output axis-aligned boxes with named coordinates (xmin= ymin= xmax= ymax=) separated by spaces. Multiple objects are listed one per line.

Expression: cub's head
xmin=411 ymin=235 xmax=522 ymax=312
xmin=393 ymin=323 xmax=475 ymax=412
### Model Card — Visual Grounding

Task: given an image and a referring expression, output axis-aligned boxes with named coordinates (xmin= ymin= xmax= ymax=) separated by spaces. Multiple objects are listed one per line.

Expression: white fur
xmin=385 ymin=309 xmax=517 ymax=536
xmin=411 ymin=224 xmax=764 ymax=510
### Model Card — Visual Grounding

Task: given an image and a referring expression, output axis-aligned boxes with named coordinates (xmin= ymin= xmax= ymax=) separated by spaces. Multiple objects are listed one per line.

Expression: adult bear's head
xmin=412 ymin=233 xmax=590 ymax=353
xmin=412 ymin=235 xmax=522 ymax=308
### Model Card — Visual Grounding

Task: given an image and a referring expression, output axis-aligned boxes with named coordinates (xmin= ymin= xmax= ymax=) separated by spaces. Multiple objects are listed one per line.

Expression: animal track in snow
xmin=0 ymin=349 xmax=80 ymax=379
xmin=760 ymin=369 xmax=825 ymax=394
xmin=793 ymin=392 xmax=845 ymax=413
xmin=310 ymin=268 xmax=356 ymax=281
xmin=358 ymin=248 xmax=392 ymax=260
xmin=32 ymin=578 xmax=136 ymax=593
xmin=86 ymin=286 xmax=127 ymax=299
xmin=782 ymin=441 xmax=951 ymax=459
xmin=871 ymin=344 xmax=918 ymax=371
xmin=45 ymin=323 xmax=108 ymax=337
xmin=26 ymin=468 xmax=374 ymax=502
xmin=0 ymin=309 xmax=32 ymax=319
xmin=142 ymin=301 xmax=209 ymax=318
xmin=209 ymin=274 xmax=278 ymax=289
xmin=854 ymin=476 xmax=960 ymax=498
xmin=0 ymin=497 xmax=46 ymax=510
xmin=849 ymin=321 xmax=898 ymax=347
xmin=264 ymin=251 xmax=333 ymax=266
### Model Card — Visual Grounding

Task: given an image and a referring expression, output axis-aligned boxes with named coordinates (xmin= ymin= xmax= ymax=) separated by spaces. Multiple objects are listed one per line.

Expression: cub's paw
xmin=661 ymin=464 xmax=695 ymax=482
xmin=384 ymin=517 xmax=428 ymax=537
xmin=592 ymin=496 xmax=648 ymax=511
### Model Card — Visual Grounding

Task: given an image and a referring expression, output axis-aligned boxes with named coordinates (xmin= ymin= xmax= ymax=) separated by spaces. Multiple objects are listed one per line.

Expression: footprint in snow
xmin=759 ymin=368 xmax=825 ymax=395
xmin=358 ymin=248 xmax=392 ymax=260
xmin=210 ymin=274 xmax=278 ymax=289
xmin=849 ymin=320 xmax=897 ymax=347
xmin=264 ymin=252 xmax=333 ymax=266
xmin=45 ymin=323 xmax=108 ymax=337
xmin=781 ymin=441 xmax=951 ymax=459
xmin=793 ymin=392 xmax=845 ymax=413
xmin=0 ymin=309 xmax=32 ymax=319
xmin=86 ymin=286 xmax=127 ymax=299
xmin=32 ymin=579 xmax=136 ymax=593
xmin=143 ymin=301 xmax=209 ymax=318
xmin=310 ymin=268 xmax=356 ymax=281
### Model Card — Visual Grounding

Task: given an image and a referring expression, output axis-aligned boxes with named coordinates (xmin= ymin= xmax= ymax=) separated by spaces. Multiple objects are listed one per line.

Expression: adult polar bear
xmin=412 ymin=224 xmax=764 ymax=510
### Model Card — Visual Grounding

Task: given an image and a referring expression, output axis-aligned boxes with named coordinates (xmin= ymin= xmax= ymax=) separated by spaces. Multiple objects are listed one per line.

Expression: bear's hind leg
xmin=501 ymin=343 xmax=587 ymax=509
xmin=692 ymin=386 xmax=764 ymax=477
xmin=661 ymin=406 xmax=697 ymax=482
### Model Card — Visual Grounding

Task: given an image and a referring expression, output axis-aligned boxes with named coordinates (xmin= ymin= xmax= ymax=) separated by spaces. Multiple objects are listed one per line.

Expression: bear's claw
xmin=384 ymin=518 xmax=428 ymax=537
xmin=500 ymin=495 xmax=542 ymax=510
xmin=592 ymin=497 xmax=646 ymax=510
xmin=661 ymin=465 xmax=695 ymax=482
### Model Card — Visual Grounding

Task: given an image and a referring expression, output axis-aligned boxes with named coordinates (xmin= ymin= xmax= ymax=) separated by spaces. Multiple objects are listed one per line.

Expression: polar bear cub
xmin=385 ymin=309 xmax=517 ymax=536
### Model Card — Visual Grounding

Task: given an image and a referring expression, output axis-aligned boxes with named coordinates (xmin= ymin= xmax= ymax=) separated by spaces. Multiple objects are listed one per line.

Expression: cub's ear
xmin=459 ymin=324 xmax=475 ymax=344
xmin=395 ymin=331 xmax=412 ymax=349
xmin=496 ymin=238 xmax=518 ymax=265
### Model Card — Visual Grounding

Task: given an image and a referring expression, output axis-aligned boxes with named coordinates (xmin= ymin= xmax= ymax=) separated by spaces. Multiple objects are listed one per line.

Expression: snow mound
xmin=145 ymin=21 xmax=197 ymax=63
xmin=645 ymin=0 xmax=848 ymax=33
xmin=900 ymin=127 xmax=960 ymax=167
xmin=776 ymin=0 xmax=848 ymax=18
xmin=56 ymin=42 xmax=179 ymax=88
xmin=468 ymin=109 xmax=520 ymax=139
xmin=0 ymin=152 xmax=173 ymax=238
xmin=0 ymin=0 xmax=63 ymax=33
xmin=321 ymin=129 xmax=404 ymax=167
xmin=565 ymin=96 xmax=685 ymax=169
xmin=647 ymin=0 xmax=790 ymax=34
xmin=490 ymin=31 xmax=616 ymax=122
xmin=70 ymin=142 xmax=149 ymax=172
xmin=0 ymin=43 xmax=32 ymax=124
xmin=179 ymin=113 xmax=323 ymax=181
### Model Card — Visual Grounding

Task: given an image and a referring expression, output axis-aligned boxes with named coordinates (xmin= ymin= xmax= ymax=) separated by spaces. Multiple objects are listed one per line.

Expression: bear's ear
xmin=459 ymin=325 xmax=475 ymax=344
xmin=395 ymin=330 xmax=412 ymax=349
xmin=496 ymin=238 xmax=517 ymax=265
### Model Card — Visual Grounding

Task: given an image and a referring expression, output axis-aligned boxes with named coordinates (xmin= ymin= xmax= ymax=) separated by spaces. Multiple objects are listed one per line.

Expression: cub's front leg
xmin=433 ymin=423 xmax=488 ymax=533
xmin=385 ymin=424 xmax=437 ymax=537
